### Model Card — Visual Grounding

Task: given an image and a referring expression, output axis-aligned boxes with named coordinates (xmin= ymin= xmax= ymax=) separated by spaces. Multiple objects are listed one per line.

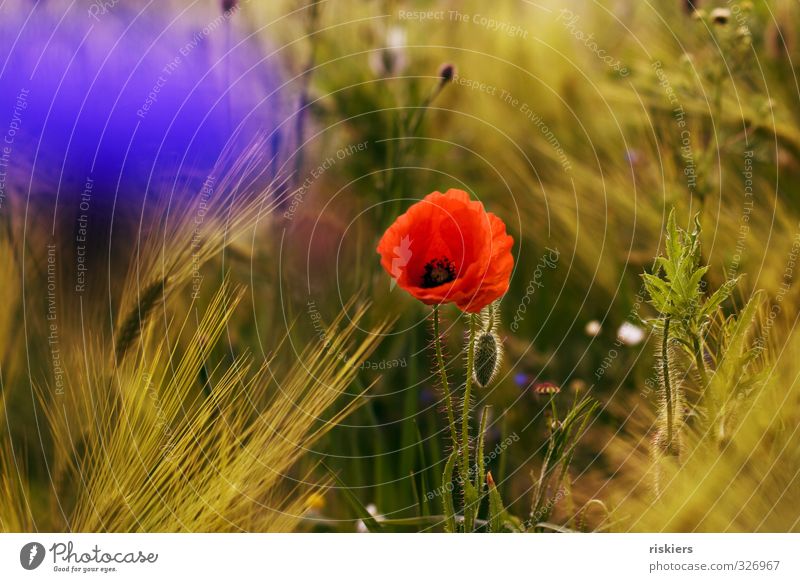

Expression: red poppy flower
xmin=377 ymin=189 xmax=514 ymax=313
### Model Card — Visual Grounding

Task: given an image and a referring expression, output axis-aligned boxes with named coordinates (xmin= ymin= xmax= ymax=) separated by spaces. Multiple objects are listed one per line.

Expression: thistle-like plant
xmin=642 ymin=210 xmax=738 ymax=458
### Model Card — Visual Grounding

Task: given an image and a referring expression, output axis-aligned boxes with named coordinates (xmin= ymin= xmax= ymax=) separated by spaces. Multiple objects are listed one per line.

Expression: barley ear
xmin=114 ymin=278 xmax=168 ymax=362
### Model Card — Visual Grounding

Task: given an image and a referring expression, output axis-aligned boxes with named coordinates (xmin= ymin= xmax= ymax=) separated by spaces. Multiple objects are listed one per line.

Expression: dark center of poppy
xmin=420 ymin=257 xmax=457 ymax=288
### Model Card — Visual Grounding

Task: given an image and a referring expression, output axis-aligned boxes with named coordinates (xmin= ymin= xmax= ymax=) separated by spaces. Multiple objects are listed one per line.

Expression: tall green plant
xmin=642 ymin=210 xmax=739 ymax=460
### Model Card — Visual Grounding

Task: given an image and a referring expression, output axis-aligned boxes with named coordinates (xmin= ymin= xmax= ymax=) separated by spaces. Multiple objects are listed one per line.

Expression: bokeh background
xmin=1 ymin=0 xmax=799 ymax=532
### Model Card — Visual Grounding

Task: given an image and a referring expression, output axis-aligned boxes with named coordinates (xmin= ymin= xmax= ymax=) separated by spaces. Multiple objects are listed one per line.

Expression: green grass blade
xmin=321 ymin=460 xmax=383 ymax=533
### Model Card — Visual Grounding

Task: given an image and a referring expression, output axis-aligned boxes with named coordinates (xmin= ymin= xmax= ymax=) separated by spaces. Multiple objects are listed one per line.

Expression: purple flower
xmin=419 ymin=387 xmax=437 ymax=405
xmin=0 ymin=4 xmax=291 ymax=273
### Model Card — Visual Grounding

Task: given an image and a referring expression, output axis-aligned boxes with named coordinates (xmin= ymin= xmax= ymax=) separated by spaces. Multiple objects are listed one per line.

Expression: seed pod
xmin=473 ymin=331 xmax=501 ymax=388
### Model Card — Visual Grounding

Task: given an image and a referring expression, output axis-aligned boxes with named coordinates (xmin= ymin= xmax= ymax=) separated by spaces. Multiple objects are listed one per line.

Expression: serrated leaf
xmin=701 ymin=276 xmax=741 ymax=318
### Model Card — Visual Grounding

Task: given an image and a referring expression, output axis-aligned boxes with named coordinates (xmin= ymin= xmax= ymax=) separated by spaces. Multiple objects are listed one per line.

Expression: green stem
xmin=432 ymin=306 xmax=458 ymax=453
xmin=662 ymin=314 xmax=674 ymax=448
xmin=461 ymin=314 xmax=478 ymax=477
xmin=485 ymin=302 xmax=496 ymax=331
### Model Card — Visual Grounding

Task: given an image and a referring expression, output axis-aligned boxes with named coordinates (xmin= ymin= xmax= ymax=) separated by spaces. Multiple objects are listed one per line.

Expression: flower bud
xmin=473 ymin=331 xmax=501 ymax=388
xmin=438 ymin=63 xmax=455 ymax=85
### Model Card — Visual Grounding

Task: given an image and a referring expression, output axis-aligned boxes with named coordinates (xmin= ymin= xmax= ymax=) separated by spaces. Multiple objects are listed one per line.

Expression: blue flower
xmin=0 ymin=5 xmax=290 ymax=232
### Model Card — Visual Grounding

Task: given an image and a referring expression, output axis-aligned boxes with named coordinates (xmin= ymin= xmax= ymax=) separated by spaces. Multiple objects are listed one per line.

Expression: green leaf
xmin=475 ymin=407 xmax=490 ymax=492
xmin=642 ymin=273 xmax=672 ymax=312
xmin=441 ymin=450 xmax=459 ymax=533
xmin=687 ymin=265 xmax=710 ymax=296
xmin=487 ymin=472 xmax=507 ymax=532
xmin=706 ymin=291 xmax=765 ymax=431
xmin=463 ymin=480 xmax=480 ymax=533
xmin=701 ymin=275 xmax=741 ymax=318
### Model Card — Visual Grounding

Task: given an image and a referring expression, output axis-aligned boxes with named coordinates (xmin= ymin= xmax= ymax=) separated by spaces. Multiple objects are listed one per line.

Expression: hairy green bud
xmin=473 ymin=331 xmax=501 ymax=388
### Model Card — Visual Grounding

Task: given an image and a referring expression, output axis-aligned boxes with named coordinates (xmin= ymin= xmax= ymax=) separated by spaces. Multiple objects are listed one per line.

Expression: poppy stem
xmin=432 ymin=306 xmax=458 ymax=453
xmin=460 ymin=313 xmax=478 ymax=478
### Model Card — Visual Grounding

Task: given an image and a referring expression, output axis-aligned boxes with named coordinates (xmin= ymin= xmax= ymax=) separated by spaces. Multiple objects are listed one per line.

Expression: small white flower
xmin=617 ymin=322 xmax=645 ymax=346
xmin=709 ymin=7 xmax=731 ymax=25
xmin=356 ymin=503 xmax=382 ymax=532
xmin=386 ymin=27 xmax=407 ymax=50
xmin=369 ymin=26 xmax=408 ymax=77
xmin=585 ymin=320 xmax=602 ymax=337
